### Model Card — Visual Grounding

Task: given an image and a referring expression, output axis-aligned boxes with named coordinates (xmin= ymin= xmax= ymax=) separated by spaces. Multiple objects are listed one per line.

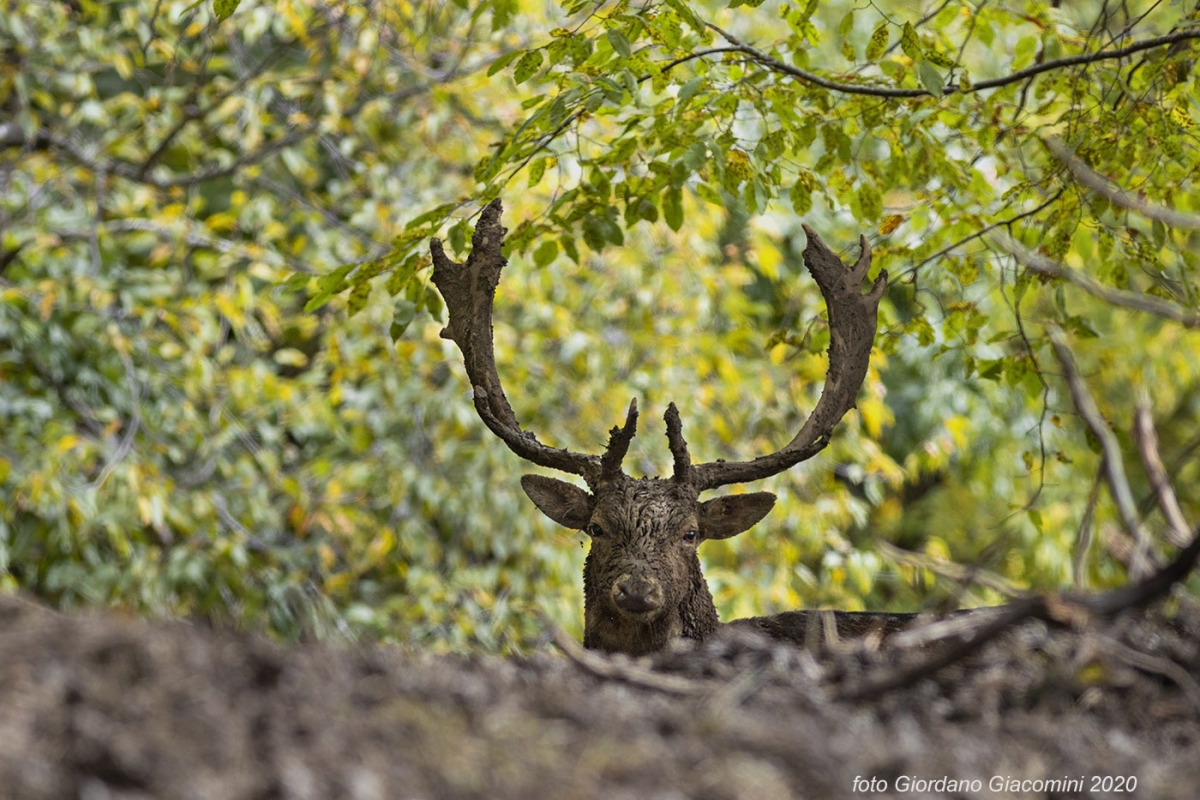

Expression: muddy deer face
xmin=430 ymin=199 xmax=885 ymax=655
xmin=522 ymin=473 xmax=775 ymax=654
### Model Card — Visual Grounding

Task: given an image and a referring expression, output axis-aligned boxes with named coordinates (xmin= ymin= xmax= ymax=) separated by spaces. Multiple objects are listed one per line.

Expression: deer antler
xmin=433 ymin=201 xmax=885 ymax=492
xmin=430 ymin=199 xmax=633 ymax=487
xmin=681 ymin=226 xmax=887 ymax=491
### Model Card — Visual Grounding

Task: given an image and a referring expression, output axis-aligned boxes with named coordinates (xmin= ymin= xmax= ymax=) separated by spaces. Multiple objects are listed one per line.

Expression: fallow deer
xmin=430 ymin=199 xmax=917 ymax=656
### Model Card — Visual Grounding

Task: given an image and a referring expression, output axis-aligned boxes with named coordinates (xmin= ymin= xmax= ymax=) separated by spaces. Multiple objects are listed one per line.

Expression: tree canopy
xmin=2 ymin=0 xmax=1199 ymax=651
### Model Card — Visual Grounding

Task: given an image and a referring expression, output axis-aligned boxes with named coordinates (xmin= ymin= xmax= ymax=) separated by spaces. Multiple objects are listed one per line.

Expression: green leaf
xmin=282 ymin=272 xmax=312 ymax=293
xmin=837 ymin=11 xmax=855 ymax=38
xmin=213 ymin=0 xmax=239 ymax=21
xmin=677 ymin=76 xmax=704 ymax=106
xmin=561 ymin=235 xmax=580 ymax=263
xmin=513 ymin=51 xmax=544 ymax=85
xmin=423 ymin=286 xmax=443 ymax=322
xmin=486 ymin=50 xmax=523 ymax=77
xmin=866 ymin=23 xmax=889 ymax=62
xmin=979 ymin=359 xmax=1005 ymax=381
xmin=789 ymin=179 xmax=812 ymax=215
xmin=528 ymin=157 xmax=547 ymax=188
xmin=917 ymin=61 xmax=945 ymax=95
xmin=389 ymin=299 xmax=417 ymax=342
xmin=317 ymin=264 xmax=354 ymax=292
xmin=447 ymin=221 xmax=468 ymax=256
xmin=854 ymin=181 xmax=883 ymax=222
xmin=606 ymin=29 xmax=632 ymax=59
xmin=663 ymin=187 xmax=683 ymax=232
xmin=347 ymin=281 xmax=371 ymax=318
xmin=533 ymin=239 xmax=558 ymax=268
xmin=385 ymin=254 xmax=420 ymax=296
xmin=405 ymin=203 xmax=457 ymax=230
xmin=900 ymin=22 xmax=922 ymax=61
xmin=1013 ymin=35 xmax=1037 ymax=70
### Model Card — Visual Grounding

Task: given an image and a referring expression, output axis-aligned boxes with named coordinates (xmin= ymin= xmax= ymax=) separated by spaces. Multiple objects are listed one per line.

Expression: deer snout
xmin=611 ymin=574 xmax=664 ymax=616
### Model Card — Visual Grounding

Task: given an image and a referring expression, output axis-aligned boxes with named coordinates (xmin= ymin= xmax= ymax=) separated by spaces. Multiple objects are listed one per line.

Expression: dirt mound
xmin=1 ymin=595 xmax=1198 ymax=799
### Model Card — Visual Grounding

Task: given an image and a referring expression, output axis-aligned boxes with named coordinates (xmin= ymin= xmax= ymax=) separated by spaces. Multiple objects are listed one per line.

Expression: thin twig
xmin=545 ymin=620 xmax=710 ymax=695
xmin=1048 ymin=326 xmax=1153 ymax=579
xmin=1097 ymin=634 xmax=1200 ymax=714
xmin=1073 ymin=468 xmax=1104 ymax=588
xmin=878 ymin=541 xmax=1026 ymax=598
xmin=1133 ymin=395 xmax=1192 ymax=547
xmin=902 ymin=191 xmax=1063 ymax=280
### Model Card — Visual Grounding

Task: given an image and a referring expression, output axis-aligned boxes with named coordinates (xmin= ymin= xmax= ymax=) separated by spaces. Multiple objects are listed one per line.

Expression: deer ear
xmin=521 ymin=475 xmax=594 ymax=530
xmin=698 ymin=492 xmax=776 ymax=540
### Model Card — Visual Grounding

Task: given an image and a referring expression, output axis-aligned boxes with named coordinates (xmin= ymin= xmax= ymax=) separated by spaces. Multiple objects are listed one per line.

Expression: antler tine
xmin=431 ymin=199 xmax=602 ymax=483
xmin=598 ymin=398 xmax=639 ymax=483
xmin=691 ymin=226 xmax=888 ymax=491
xmin=664 ymin=402 xmax=693 ymax=484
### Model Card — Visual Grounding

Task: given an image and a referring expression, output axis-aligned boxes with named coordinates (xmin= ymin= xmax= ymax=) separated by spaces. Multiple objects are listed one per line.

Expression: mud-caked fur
xmin=521 ymin=473 xmax=774 ymax=656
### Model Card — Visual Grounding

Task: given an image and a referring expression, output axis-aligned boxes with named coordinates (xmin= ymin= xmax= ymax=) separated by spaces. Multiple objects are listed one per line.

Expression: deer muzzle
xmin=611 ymin=574 xmax=664 ymax=617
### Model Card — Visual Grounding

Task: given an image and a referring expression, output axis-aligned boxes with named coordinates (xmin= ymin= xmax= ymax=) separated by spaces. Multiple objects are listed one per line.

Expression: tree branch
xmin=1045 ymin=138 xmax=1200 ymax=230
xmin=1133 ymin=396 xmax=1193 ymax=547
xmin=705 ymin=23 xmax=1200 ymax=99
xmin=995 ymin=234 xmax=1200 ymax=327
xmin=1047 ymin=326 xmax=1153 ymax=579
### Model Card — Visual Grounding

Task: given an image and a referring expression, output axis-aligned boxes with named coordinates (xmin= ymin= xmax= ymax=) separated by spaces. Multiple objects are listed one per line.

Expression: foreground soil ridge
xmin=1 ymin=595 xmax=1198 ymax=799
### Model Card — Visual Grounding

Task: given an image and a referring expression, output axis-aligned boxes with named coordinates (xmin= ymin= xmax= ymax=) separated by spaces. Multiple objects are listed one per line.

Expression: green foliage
xmin=3 ymin=0 xmax=1200 ymax=653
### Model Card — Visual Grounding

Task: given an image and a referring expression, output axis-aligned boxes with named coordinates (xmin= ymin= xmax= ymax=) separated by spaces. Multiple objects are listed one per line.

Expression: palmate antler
xmin=430 ymin=199 xmax=887 ymax=492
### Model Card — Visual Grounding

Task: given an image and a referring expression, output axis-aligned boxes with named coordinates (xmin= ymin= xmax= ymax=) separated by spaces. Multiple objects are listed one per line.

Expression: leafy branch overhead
xmin=309 ymin=0 xmax=1200 ymax=357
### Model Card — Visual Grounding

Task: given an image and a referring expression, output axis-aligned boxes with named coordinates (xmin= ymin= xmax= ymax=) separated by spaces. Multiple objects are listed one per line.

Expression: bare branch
xmin=877 ymin=541 xmax=1026 ymax=598
xmin=1097 ymin=634 xmax=1200 ymax=714
xmin=840 ymin=527 xmax=1200 ymax=700
xmin=1046 ymin=138 xmax=1200 ymax=230
xmin=995 ymin=234 xmax=1200 ymax=327
xmin=544 ymin=618 xmax=709 ymax=695
xmin=1133 ymin=396 xmax=1193 ymax=547
xmin=1074 ymin=469 xmax=1103 ymax=588
xmin=691 ymin=228 xmax=887 ymax=490
xmin=1047 ymin=327 xmax=1153 ymax=579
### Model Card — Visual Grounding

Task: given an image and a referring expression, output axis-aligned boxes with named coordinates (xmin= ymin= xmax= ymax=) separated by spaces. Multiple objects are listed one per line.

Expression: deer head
xmin=430 ymin=200 xmax=886 ymax=656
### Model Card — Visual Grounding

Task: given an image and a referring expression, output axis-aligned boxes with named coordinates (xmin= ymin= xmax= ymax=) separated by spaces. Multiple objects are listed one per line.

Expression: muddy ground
xmin=1 ymin=594 xmax=1199 ymax=800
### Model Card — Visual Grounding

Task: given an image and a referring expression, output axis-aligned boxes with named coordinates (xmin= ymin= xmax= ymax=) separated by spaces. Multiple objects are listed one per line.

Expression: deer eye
xmin=682 ymin=530 xmax=698 ymax=544
xmin=586 ymin=522 xmax=605 ymax=538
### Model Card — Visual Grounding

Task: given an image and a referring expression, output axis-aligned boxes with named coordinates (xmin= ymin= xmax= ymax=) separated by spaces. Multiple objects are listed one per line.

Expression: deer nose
xmin=611 ymin=575 xmax=663 ymax=616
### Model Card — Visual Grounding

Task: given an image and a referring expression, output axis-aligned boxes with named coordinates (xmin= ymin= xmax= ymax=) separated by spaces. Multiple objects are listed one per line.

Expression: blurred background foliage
xmin=1 ymin=0 xmax=1199 ymax=652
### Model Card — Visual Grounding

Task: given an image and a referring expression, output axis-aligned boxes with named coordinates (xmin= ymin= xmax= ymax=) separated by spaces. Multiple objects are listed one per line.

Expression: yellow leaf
xmin=38 ymin=289 xmax=56 ymax=321
xmin=54 ymin=435 xmax=81 ymax=454
xmin=206 ymin=212 xmax=237 ymax=233
xmin=858 ymin=398 xmax=887 ymax=438
xmin=319 ymin=544 xmax=336 ymax=570
xmin=368 ymin=529 xmax=396 ymax=564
